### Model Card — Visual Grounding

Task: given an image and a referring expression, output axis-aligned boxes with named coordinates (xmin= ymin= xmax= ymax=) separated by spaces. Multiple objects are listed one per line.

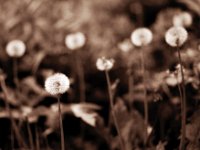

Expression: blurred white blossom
xmin=6 ymin=40 xmax=26 ymax=57
xmin=165 ymin=26 xmax=188 ymax=47
xmin=65 ymin=32 xmax=86 ymax=50
xmin=131 ymin=28 xmax=153 ymax=47
xmin=70 ymin=104 xmax=99 ymax=127
xmin=96 ymin=57 xmax=114 ymax=71
xmin=173 ymin=12 xmax=192 ymax=27
xmin=118 ymin=39 xmax=133 ymax=52
xmin=45 ymin=73 xmax=70 ymax=95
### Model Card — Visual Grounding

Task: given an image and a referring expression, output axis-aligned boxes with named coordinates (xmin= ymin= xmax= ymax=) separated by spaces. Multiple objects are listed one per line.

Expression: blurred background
xmin=0 ymin=0 xmax=200 ymax=149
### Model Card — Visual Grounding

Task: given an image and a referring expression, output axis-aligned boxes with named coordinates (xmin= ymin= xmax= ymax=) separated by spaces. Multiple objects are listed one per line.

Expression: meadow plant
xmin=165 ymin=26 xmax=188 ymax=150
xmin=173 ymin=11 xmax=193 ymax=27
xmin=131 ymin=27 xmax=153 ymax=146
xmin=45 ymin=73 xmax=70 ymax=150
xmin=96 ymin=57 xmax=126 ymax=150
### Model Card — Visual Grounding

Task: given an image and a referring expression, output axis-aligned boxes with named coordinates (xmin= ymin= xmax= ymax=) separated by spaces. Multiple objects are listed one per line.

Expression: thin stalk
xmin=75 ymin=52 xmax=86 ymax=102
xmin=13 ymin=58 xmax=20 ymax=92
xmin=57 ymin=96 xmax=65 ymax=150
xmin=128 ymin=66 xmax=134 ymax=103
xmin=11 ymin=125 xmax=14 ymax=150
xmin=177 ymin=47 xmax=186 ymax=150
xmin=105 ymin=70 xmax=125 ymax=150
xmin=140 ymin=48 xmax=148 ymax=146
xmin=0 ymin=78 xmax=27 ymax=148
xmin=35 ymin=125 xmax=40 ymax=150
xmin=26 ymin=117 xmax=34 ymax=150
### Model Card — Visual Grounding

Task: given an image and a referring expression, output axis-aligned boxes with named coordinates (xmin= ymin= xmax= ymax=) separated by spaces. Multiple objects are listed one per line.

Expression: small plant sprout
xmin=6 ymin=40 xmax=26 ymax=91
xmin=65 ymin=32 xmax=86 ymax=50
xmin=65 ymin=32 xmax=86 ymax=102
xmin=96 ymin=57 xmax=125 ymax=150
xmin=131 ymin=27 xmax=153 ymax=146
xmin=173 ymin=11 xmax=193 ymax=27
xmin=45 ymin=73 xmax=70 ymax=150
xmin=165 ymin=26 xmax=188 ymax=150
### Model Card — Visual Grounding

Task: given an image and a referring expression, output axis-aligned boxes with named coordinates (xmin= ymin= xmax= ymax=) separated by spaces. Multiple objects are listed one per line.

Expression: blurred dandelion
xmin=118 ymin=39 xmax=133 ymax=53
xmin=45 ymin=73 xmax=70 ymax=150
xmin=173 ymin=11 xmax=193 ymax=27
xmin=131 ymin=28 xmax=153 ymax=47
xmin=165 ymin=26 xmax=188 ymax=150
xmin=131 ymin=27 xmax=153 ymax=146
xmin=96 ymin=57 xmax=114 ymax=71
xmin=6 ymin=40 xmax=26 ymax=58
xmin=165 ymin=26 xmax=188 ymax=47
xmin=6 ymin=40 xmax=26 ymax=92
xmin=65 ymin=32 xmax=86 ymax=50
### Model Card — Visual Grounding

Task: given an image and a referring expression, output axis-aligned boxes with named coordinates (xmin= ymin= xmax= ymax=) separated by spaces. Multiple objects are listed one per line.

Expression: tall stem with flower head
xmin=105 ymin=70 xmax=125 ymax=150
xmin=45 ymin=73 xmax=70 ymax=150
xmin=177 ymin=47 xmax=186 ymax=150
xmin=165 ymin=26 xmax=188 ymax=150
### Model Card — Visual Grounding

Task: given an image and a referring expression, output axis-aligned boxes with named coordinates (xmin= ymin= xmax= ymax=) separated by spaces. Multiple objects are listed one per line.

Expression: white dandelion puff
xmin=6 ymin=40 xmax=26 ymax=57
xmin=165 ymin=26 xmax=188 ymax=47
xmin=65 ymin=32 xmax=86 ymax=50
xmin=131 ymin=28 xmax=153 ymax=47
xmin=45 ymin=73 xmax=70 ymax=95
xmin=173 ymin=12 xmax=192 ymax=27
xmin=96 ymin=57 xmax=114 ymax=71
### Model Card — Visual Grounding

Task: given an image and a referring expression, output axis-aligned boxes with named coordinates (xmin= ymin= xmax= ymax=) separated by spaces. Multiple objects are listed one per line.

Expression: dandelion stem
xmin=128 ymin=65 xmax=134 ymax=103
xmin=26 ymin=117 xmax=34 ymax=150
xmin=57 ymin=96 xmax=65 ymax=150
xmin=140 ymin=48 xmax=148 ymax=146
xmin=105 ymin=70 xmax=125 ymax=150
xmin=75 ymin=53 xmax=86 ymax=102
xmin=0 ymin=78 xmax=27 ymax=148
xmin=35 ymin=125 xmax=40 ymax=150
xmin=13 ymin=58 xmax=20 ymax=91
xmin=177 ymin=47 xmax=186 ymax=150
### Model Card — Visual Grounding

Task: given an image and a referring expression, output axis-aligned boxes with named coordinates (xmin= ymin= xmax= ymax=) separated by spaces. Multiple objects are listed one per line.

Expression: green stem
xmin=57 ymin=96 xmax=65 ymax=150
xmin=177 ymin=47 xmax=186 ymax=150
xmin=105 ymin=70 xmax=125 ymax=150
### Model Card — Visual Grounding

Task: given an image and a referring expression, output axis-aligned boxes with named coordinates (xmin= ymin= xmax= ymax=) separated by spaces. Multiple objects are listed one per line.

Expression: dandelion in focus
xmin=45 ymin=73 xmax=70 ymax=95
xmin=165 ymin=26 xmax=188 ymax=150
xmin=165 ymin=26 xmax=188 ymax=47
xmin=6 ymin=40 xmax=26 ymax=58
xmin=131 ymin=28 xmax=153 ymax=47
xmin=173 ymin=11 xmax=193 ymax=27
xmin=96 ymin=57 xmax=114 ymax=71
xmin=65 ymin=32 xmax=86 ymax=50
xmin=45 ymin=73 xmax=70 ymax=150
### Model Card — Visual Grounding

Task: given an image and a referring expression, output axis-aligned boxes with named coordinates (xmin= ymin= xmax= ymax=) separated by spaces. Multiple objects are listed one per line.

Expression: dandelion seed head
xmin=165 ymin=26 xmax=188 ymax=47
xmin=118 ymin=39 xmax=133 ymax=53
xmin=65 ymin=32 xmax=86 ymax=50
xmin=96 ymin=57 xmax=114 ymax=71
xmin=45 ymin=73 xmax=70 ymax=95
xmin=6 ymin=40 xmax=26 ymax=57
xmin=173 ymin=12 xmax=192 ymax=27
xmin=131 ymin=28 xmax=153 ymax=47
